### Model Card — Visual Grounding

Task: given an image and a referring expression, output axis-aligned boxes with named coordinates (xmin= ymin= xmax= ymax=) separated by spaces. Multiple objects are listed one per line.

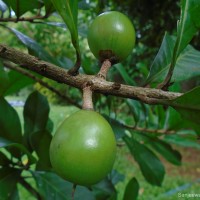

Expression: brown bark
xmin=0 ymin=15 xmax=48 ymax=23
xmin=0 ymin=44 xmax=182 ymax=106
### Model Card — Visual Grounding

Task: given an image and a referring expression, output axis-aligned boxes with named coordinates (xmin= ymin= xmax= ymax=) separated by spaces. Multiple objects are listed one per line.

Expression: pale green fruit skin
xmin=87 ymin=11 xmax=136 ymax=63
xmin=49 ymin=110 xmax=116 ymax=186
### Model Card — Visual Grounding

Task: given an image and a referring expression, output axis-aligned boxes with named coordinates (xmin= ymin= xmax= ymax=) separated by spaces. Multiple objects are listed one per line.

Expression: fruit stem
xmin=71 ymin=184 xmax=77 ymax=200
xmin=97 ymin=59 xmax=112 ymax=79
xmin=82 ymin=83 xmax=94 ymax=110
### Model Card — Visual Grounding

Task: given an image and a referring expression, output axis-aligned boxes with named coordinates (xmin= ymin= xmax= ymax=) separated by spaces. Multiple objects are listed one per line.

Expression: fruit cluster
xmin=50 ymin=11 xmax=135 ymax=186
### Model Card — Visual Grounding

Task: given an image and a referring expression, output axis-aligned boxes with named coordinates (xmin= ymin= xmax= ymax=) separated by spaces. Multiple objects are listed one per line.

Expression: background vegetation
xmin=0 ymin=0 xmax=200 ymax=199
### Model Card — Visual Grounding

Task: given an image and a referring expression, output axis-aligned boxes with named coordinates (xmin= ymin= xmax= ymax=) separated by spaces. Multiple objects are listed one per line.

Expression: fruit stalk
xmin=71 ymin=184 xmax=77 ymax=200
xmin=97 ymin=59 xmax=112 ymax=79
xmin=82 ymin=84 xmax=94 ymax=110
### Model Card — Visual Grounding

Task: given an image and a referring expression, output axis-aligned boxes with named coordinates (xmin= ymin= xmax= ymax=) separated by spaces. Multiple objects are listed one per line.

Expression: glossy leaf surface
xmin=123 ymin=177 xmax=139 ymax=200
xmin=23 ymin=91 xmax=50 ymax=149
xmin=124 ymin=136 xmax=165 ymax=186
xmin=33 ymin=171 xmax=95 ymax=200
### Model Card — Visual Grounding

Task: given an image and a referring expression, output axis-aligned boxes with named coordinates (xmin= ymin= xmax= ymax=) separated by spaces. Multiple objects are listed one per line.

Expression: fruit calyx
xmin=99 ymin=50 xmax=119 ymax=64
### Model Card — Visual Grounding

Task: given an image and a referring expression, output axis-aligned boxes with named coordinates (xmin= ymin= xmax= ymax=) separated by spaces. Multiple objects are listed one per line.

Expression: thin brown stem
xmin=123 ymin=124 xmax=176 ymax=135
xmin=0 ymin=15 xmax=48 ymax=23
xmin=156 ymin=34 xmax=182 ymax=90
xmin=97 ymin=59 xmax=112 ymax=79
xmin=71 ymin=184 xmax=77 ymax=200
xmin=68 ymin=50 xmax=81 ymax=76
xmin=82 ymin=83 xmax=93 ymax=110
xmin=3 ymin=61 xmax=81 ymax=108
xmin=156 ymin=67 xmax=174 ymax=90
xmin=116 ymin=125 xmax=187 ymax=147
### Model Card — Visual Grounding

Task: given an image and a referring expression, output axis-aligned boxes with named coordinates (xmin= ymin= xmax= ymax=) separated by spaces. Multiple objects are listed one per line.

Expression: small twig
xmin=0 ymin=15 xmax=48 ymax=23
xmin=156 ymin=67 xmax=174 ymax=90
xmin=3 ymin=61 xmax=81 ymax=108
xmin=71 ymin=184 xmax=77 ymax=200
xmin=16 ymin=0 xmax=20 ymax=20
xmin=123 ymin=124 xmax=176 ymax=135
xmin=68 ymin=50 xmax=81 ymax=76
xmin=156 ymin=33 xmax=182 ymax=90
xmin=19 ymin=177 xmax=43 ymax=200
xmin=116 ymin=125 xmax=182 ymax=147
xmin=97 ymin=59 xmax=112 ymax=79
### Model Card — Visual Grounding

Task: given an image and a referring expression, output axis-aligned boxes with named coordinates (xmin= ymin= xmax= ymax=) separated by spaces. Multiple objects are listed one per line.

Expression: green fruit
xmin=49 ymin=110 xmax=116 ymax=186
xmin=87 ymin=11 xmax=136 ymax=63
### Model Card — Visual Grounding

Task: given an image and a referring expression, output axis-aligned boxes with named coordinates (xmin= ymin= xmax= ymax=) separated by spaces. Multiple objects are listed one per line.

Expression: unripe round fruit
xmin=49 ymin=110 xmax=116 ymax=186
xmin=87 ymin=11 xmax=136 ymax=63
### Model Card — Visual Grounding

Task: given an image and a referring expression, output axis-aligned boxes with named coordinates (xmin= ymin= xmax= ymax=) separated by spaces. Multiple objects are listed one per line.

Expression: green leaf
xmin=23 ymin=91 xmax=50 ymax=149
xmin=171 ymin=86 xmax=200 ymax=129
xmin=46 ymin=118 xmax=54 ymax=133
xmin=173 ymin=45 xmax=200 ymax=82
xmin=0 ymin=61 xmax=34 ymax=96
xmin=164 ymin=134 xmax=200 ymax=149
xmin=166 ymin=107 xmax=192 ymax=130
xmin=0 ymin=97 xmax=22 ymax=143
xmin=104 ymin=116 xmax=126 ymax=140
xmin=126 ymin=99 xmax=146 ymax=125
xmin=0 ymin=97 xmax=23 ymax=157
xmin=155 ymin=105 xmax=167 ymax=129
xmin=123 ymin=177 xmax=139 ymax=200
xmin=147 ymin=136 xmax=182 ymax=166
xmin=0 ymin=151 xmax=10 ymax=166
xmin=124 ymin=136 xmax=165 ymax=186
xmin=146 ymin=33 xmax=174 ymax=84
xmin=43 ymin=0 xmax=54 ymax=15
xmin=146 ymin=33 xmax=200 ymax=84
xmin=165 ymin=107 xmax=198 ymax=136
xmin=4 ymin=26 xmax=60 ymax=65
xmin=32 ymin=171 xmax=95 ymax=200
xmin=0 ymin=167 xmax=13 ymax=180
xmin=2 ymin=0 xmax=42 ymax=17
xmin=51 ymin=0 xmax=80 ymax=55
xmin=30 ymin=130 xmax=52 ymax=170
xmin=82 ymin=56 xmax=99 ymax=75
xmin=0 ymin=168 xmax=20 ymax=200
xmin=175 ymin=0 xmax=200 ymax=57
xmin=110 ymin=170 xmax=124 ymax=185
xmin=156 ymin=0 xmax=200 ymax=86
xmin=0 ymin=137 xmax=36 ymax=164
xmin=5 ymin=70 xmax=34 ymax=96
xmin=0 ymin=63 xmax=9 ymax=96
xmin=115 ymin=64 xmax=135 ymax=86
xmin=92 ymin=177 xmax=117 ymax=200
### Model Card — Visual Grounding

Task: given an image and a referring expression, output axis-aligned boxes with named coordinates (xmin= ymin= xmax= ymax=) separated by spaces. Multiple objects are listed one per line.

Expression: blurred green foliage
xmin=0 ymin=0 xmax=200 ymax=199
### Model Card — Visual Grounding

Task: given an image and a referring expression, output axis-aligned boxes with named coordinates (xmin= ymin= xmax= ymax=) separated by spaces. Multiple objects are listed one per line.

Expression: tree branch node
xmin=112 ymin=82 xmax=121 ymax=90
xmin=0 ymin=44 xmax=183 ymax=107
